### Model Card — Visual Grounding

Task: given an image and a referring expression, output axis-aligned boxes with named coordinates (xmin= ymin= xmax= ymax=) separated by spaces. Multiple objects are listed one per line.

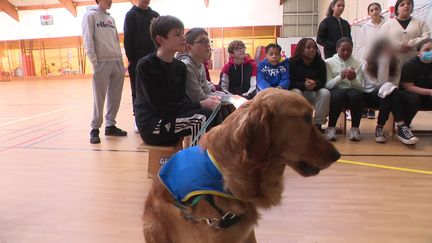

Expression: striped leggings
xmin=139 ymin=108 xmax=213 ymax=146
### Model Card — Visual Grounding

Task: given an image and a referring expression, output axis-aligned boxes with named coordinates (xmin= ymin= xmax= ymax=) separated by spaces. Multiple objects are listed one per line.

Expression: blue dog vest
xmin=159 ymin=146 xmax=235 ymax=202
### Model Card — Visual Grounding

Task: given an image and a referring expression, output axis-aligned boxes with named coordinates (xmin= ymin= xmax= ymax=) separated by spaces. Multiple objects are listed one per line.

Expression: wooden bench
xmin=137 ymin=141 xmax=183 ymax=178
xmin=410 ymin=109 xmax=432 ymax=135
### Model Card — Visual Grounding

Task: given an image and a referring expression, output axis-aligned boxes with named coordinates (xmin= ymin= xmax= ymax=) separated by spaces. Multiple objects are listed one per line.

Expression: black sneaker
xmin=396 ymin=125 xmax=419 ymax=145
xmin=362 ymin=109 xmax=368 ymax=118
xmin=105 ymin=126 xmax=127 ymax=136
xmin=90 ymin=129 xmax=100 ymax=144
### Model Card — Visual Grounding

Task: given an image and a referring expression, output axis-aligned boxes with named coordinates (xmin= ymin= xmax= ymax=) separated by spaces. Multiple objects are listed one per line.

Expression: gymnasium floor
xmin=0 ymin=76 xmax=431 ymax=243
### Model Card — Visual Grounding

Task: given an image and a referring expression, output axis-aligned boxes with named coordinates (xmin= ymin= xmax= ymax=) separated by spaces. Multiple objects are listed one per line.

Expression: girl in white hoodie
xmin=358 ymin=2 xmax=385 ymax=61
xmin=358 ymin=3 xmax=385 ymax=119
xmin=362 ymin=38 xmax=418 ymax=145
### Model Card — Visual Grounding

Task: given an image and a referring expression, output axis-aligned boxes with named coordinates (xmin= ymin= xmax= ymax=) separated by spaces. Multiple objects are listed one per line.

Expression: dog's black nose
xmin=331 ymin=149 xmax=341 ymax=161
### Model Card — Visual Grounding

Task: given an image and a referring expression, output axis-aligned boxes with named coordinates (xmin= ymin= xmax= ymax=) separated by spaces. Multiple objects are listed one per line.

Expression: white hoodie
xmin=82 ymin=6 xmax=123 ymax=67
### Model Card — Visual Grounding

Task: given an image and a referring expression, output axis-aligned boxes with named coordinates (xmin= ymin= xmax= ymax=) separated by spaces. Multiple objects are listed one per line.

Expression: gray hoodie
xmin=176 ymin=53 xmax=215 ymax=102
xmin=82 ymin=6 xmax=123 ymax=67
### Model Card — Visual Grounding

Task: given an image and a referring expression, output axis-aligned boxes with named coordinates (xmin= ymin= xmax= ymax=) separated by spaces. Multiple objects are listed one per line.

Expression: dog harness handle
xmin=175 ymin=194 xmax=243 ymax=230
xmin=190 ymin=103 xmax=222 ymax=146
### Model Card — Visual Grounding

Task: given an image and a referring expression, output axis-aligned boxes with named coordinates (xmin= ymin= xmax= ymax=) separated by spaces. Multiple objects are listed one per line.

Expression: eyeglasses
xmin=193 ymin=39 xmax=211 ymax=46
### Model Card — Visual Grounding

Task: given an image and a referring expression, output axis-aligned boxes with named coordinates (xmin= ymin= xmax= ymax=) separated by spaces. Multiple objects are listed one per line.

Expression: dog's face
xmin=224 ymin=88 xmax=340 ymax=177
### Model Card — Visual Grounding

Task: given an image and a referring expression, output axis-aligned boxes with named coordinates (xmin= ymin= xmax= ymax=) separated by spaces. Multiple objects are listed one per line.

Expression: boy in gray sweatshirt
xmin=82 ymin=0 xmax=127 ymax=144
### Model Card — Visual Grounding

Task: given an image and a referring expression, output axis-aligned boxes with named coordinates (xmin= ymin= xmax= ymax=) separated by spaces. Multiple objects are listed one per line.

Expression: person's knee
xmin=351 ymin=90 xmax=364 ymax=103
xmin=317 ymin=88 xmax=331 ymax=99
xmin=404 ymin=92 xmax=421 ymax=107
xmin=330 ymin=89 xmax=345 ymax=103
xmin=291 ymin=88 xmax=302 ymax=95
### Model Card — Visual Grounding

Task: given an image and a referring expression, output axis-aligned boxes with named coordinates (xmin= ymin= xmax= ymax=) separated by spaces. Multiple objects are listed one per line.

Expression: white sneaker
xmin=375 ymin=125 xmax=387 ymax=143
xmin=350 ymin=127 xmax=361 ymax=141
xmin=133 ymin=121 xmax=139 ymax=133
xmin=325 ymin=127 xmax=337 ymax=141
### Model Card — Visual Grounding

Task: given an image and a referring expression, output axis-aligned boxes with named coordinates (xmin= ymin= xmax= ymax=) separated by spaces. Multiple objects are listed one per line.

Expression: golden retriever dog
xmin=143 ymin=88 xmax=340 ymax=243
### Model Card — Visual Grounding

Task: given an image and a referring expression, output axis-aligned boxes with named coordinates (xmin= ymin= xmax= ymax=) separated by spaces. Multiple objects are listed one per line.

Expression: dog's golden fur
xmin=143 ymin=88 xmax=340 ymax=243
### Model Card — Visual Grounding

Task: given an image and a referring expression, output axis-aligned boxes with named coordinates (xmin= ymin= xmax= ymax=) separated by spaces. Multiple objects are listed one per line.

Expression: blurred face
xmin=158 ymin=28 xmax=186 ymax=53
xmin=337 ymin=41 xmax=352 ymax=61
xmin=266 ymin=47 xmax=281 ymax=65
xmin=187 ymin=33 xmax=211 ymax=61
xmin=381 ymin=44 xmax=394 ymax=57
xmin=332 ymin=0 xmax=345 ymax=16
xmin=98 ymin=0 xmax=112 ymax=10
xmin=368 ymin=4 xmax=381 ymax=19
xmin=303 ymin=40 xmax=317 ymax=60
xmin=397 ymin=0 xmax=413 ymax=18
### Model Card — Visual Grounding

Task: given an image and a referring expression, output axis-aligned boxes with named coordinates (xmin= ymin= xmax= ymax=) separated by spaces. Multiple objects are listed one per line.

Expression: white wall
xmin=0 ymin=0 xmax=283 ymax=41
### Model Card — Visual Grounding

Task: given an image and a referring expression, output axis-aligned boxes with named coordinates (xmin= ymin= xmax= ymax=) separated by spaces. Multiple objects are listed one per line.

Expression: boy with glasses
xmin=176 ymin=28 xmax=219 ymax=102
xmin=220 ymin=40 xmax=258 ymax=100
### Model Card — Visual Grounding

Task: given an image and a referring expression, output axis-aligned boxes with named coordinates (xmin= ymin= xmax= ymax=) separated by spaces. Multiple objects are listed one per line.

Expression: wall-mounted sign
xmin=40 ymin=15 xmax=54 ymax=25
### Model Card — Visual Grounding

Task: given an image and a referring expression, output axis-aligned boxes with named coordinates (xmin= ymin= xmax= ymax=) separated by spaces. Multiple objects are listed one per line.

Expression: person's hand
xmin=200 ymin=96 xmax=221 ymax=110
xmin=346 ymin=68 xmax=356 ymax=80
xmin=305 ymin=78 xmax=316 ymax=90
xmin=400 ymin=42 xmax=412 ymax=53
xmin=340 ymin=69 xmax=347 ymax=79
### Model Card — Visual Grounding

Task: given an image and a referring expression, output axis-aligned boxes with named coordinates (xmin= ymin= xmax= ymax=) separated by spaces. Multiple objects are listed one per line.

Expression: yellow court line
xmin=338 ymin=159 xmax=432 ymax=175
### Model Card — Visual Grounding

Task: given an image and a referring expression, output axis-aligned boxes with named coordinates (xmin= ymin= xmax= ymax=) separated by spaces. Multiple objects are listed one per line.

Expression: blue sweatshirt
xmin=257 ymin=58 xmax=290 ymax=90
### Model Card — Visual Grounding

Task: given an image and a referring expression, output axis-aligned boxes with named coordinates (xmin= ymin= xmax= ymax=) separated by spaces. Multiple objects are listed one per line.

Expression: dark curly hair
xmin=365 ymin=38 xmax=399 ymax=79
xmin=265 ymin=43 xmax=281 ymax=54
xmin=291 ymin=38 xmax=322 ymax=63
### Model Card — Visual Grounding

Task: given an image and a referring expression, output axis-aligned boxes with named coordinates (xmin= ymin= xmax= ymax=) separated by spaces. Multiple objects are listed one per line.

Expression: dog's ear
xmin=234 ymin=104 xmax=271 ymax=162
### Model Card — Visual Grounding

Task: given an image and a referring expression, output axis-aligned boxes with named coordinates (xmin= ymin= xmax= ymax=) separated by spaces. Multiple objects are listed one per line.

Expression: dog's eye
xmin=303 ymin=114 xmax=312 ymax=124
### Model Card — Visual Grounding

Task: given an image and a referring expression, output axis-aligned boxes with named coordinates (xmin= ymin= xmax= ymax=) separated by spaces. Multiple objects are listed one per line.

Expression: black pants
xmin=139 ymin=108 xmax=213 ymax=146
xmin=400 ymin=91 xmax=432 ymax=126
xmin=329 ymin=88 xmax=364 ymax=128
xmin=128 ymin=61 xmax=138 ymax=115
xmin=363 ymin=89 xmax=404 ymax=126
